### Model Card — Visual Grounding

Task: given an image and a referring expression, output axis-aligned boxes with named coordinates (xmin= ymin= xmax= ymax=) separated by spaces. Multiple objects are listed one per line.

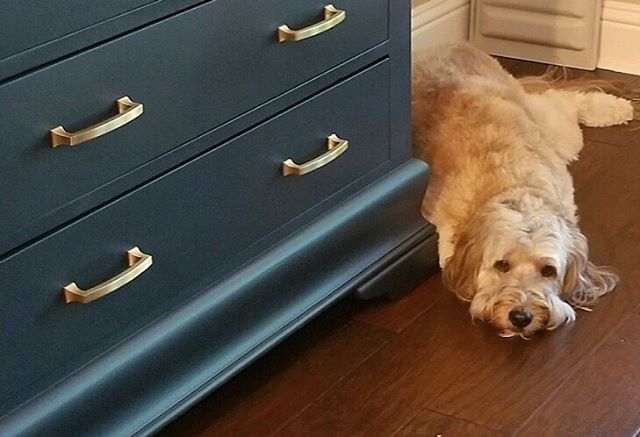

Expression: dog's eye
xmin=494 ymin=259 xmax=510 ymax=272
xmin=541 ymin=265 xmax=557 ymax=278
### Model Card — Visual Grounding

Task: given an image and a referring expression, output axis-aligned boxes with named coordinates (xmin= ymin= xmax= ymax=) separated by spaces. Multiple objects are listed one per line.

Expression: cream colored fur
xmin=412 ymin=43 xmax=631 ymax=337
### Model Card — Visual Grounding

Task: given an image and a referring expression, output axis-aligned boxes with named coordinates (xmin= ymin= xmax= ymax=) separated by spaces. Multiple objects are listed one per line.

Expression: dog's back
xmin=412 ymin=44 xmax=539 ymax=224
xmin=411 ymin=44 xmax=527 ymax=164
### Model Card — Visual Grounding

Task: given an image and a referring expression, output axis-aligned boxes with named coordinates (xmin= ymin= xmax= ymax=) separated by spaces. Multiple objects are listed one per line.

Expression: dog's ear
xmin=562 ymin=225 xmax=618 ymax=306
xmin=442 ymin=223 xmax=484 ymax=301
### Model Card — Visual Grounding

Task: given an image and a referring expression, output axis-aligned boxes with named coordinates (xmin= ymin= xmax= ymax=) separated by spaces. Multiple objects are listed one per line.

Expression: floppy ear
xmin=442 ymin=223 xmax=484 ymax=302
xmin=562 ymin=226 xmax=618 ymax=307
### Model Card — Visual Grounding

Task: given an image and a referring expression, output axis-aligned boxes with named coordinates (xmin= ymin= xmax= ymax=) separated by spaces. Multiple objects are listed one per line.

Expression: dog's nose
xmin=509 ymin=309 xmax=533 ymax=328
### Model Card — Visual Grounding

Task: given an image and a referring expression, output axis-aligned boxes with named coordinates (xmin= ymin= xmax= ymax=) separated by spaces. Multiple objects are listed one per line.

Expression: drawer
xmin=0 ymin=0 xmax=388 ymax=249
xmin=0 ymin=60 xmax=391 ymax=409
xmin=0 ymin=0 xmax=156 ymax=62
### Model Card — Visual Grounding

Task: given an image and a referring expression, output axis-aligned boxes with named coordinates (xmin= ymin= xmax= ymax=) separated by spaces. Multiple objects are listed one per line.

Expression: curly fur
xmin=412 ymin=43 xmax=633 ymax=337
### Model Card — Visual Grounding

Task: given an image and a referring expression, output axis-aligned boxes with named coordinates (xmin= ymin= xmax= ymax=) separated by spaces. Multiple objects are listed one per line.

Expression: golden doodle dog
xmin=412 ymin=43 xmax=638 ymax=338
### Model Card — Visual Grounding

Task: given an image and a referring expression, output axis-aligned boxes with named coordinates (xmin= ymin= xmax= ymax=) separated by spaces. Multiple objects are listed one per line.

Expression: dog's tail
xmin=518 ymin=66 xmax=640 ymax=126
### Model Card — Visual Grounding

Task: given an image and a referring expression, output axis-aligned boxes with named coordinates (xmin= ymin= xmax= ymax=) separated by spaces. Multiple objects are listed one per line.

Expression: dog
xmin=412 ymin=43 xmax=637 ymax=338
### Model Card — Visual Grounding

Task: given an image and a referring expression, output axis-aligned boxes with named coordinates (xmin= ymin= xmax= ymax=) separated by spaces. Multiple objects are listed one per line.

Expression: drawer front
xmin=0 ymin=60 xmax=390 ymax=409
xmin=0 ymin=0 xmax=388 ymax=247
xmin=0 ymin=0 xmax=155 ymax=62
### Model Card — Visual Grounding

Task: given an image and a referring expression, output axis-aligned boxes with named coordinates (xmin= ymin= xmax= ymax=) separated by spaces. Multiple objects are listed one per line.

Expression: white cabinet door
xmin=470 ymin=0 xmax=603 ymax=69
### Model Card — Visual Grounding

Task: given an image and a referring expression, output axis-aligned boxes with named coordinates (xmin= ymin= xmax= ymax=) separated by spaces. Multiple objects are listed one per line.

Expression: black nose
xmin=509 ymin=309 xmax=533 ymax=328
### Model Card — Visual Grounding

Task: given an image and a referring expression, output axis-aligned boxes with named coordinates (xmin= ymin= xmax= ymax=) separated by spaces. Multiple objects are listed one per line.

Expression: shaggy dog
xmin=412 ymin=43 xmax=637 ymax=338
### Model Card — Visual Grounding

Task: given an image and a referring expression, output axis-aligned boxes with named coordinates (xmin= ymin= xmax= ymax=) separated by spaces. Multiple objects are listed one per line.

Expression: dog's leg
xmin=525 ymin=90 xmax=634 ymax=162
xmin=437 ymin=224 xmax=455 ymax=268
xmin=525 ymin=90 xmax=586 ymax=162
xmin=557 ymin=90 xmax=634 ymax=128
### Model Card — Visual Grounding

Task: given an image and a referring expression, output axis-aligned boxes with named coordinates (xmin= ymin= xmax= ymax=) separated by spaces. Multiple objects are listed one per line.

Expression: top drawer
xmin=0 ymin=0 xmax=389 ymax=251
xmin=0 ymin=0 xmax=156 ymax=62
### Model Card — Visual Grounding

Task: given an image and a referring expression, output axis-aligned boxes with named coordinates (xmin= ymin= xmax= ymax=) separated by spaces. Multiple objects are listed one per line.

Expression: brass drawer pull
xmin=50 ymin=96 xmax=144 ymax=147
xmin=63 ymin=247 xmax=153 ymax=304
xmin=277 ymin=4 xmax=346 ymax=43
xmin=282 ymin=134 xmax=348 ymax=176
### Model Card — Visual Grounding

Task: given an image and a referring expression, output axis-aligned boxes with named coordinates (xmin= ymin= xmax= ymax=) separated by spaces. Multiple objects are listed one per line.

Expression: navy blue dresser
xmin=0 ymin=1 xmax=436 ymax=434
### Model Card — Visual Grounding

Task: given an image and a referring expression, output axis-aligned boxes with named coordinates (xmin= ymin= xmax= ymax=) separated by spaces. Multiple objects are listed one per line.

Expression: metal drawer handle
xmin=282 ymin=134 xmax=349 ymax=176
xmin=50 ymin=96 xmax=144 ymax=147
xmin=277 ymin=4 xmax=346 ymax=43
xmin=63 ymin=247 xmax=153 ymax=304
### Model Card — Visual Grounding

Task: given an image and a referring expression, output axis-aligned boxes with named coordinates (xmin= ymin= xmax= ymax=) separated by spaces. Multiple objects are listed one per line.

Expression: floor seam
xmin=582 ymin=137 xmax=640 ymax=148
xmin=389 ymin=406 xmax=506 ymax=436
xmin=388 ymin=406 xmax=424 ymax=436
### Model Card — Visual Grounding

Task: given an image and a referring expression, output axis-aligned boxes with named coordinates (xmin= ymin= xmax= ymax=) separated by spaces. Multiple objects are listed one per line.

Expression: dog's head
xmin=443 ymin=195 xmax=617 ymax=338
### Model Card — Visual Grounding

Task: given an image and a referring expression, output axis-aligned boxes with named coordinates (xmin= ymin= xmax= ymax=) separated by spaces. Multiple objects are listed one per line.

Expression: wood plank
xmin=352 ymin=274 xmax=443 ymax=333
xmin=394 ymin=408 xmax=499 ymax=436
xmin=159 ymin=304 xmax=392 ymax=437
xmin=582 ymin=123 xmax=640 ymax=149
xmin=571 ymin=140 xmax=640 ymax=243
xmin=517 ymin=314 xmax=640 ymax=436
xmin=572 ymin=66 xmax=640 ymax=84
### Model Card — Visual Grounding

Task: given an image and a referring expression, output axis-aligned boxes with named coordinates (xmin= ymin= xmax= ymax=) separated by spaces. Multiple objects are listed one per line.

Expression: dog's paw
xmin=577 ymin=92 xmax=634 ymax=127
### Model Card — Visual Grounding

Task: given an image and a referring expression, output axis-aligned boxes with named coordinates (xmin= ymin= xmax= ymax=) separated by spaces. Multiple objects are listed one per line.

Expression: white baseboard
xmin=411 ymin=0 xmax=470 ymax=53
xmin=598 ymin=0 xmax=640 ymax=74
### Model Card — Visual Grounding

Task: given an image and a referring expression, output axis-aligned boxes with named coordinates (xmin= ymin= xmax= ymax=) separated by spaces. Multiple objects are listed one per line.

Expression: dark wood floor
xmin=160 ymin=59 xmax=640 ymax=437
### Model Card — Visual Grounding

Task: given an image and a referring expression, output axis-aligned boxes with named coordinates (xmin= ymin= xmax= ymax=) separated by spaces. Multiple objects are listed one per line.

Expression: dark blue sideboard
xmin=0 ymin=1 xmax=437 ymax=435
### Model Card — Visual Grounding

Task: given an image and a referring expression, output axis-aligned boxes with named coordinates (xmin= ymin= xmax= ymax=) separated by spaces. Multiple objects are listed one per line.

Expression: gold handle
xmin=277 ymin=5 xmax=346 ymax=43
xmin=63 ymin=247 xmax=153 ymax=304
xmin=50 ymin=96 xmax=144 ymax=147
xmin=282 ymin=134 xmax=349 ymax=176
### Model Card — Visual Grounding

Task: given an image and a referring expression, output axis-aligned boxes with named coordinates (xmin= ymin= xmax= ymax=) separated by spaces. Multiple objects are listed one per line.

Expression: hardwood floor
xmin=160 ymin=60 xmax=640 ymax=437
